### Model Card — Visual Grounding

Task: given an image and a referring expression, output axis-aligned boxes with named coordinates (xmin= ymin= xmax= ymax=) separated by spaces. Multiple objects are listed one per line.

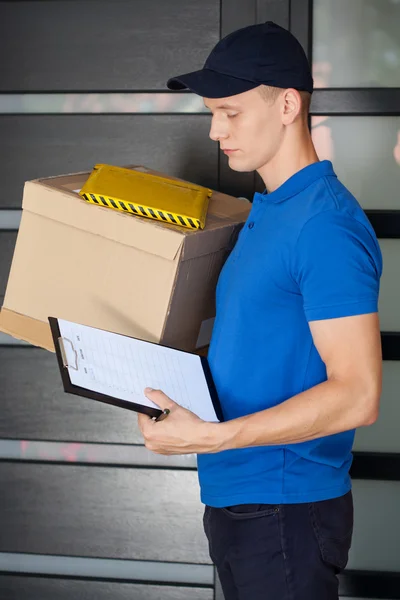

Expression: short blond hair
xmin=258 ymin=84 xmax=311 ymax=117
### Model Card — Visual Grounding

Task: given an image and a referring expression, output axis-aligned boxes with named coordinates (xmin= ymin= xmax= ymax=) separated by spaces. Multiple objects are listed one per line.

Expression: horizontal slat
xmin=0 ymin=93 xmax=206 ymax=114
xmin=0 ymin=463 xmax=210 ymax=563
xmin=0 ymin=210 xmax=21 ymax=229
xmin=366 ymin=211 xmax=400 ymax=239
xmin=381 ymin=333 xmax=400 ymax=361
xmin=0 ymin=115 xmax=216 ymax=208
xmin=339 ymin=570 xmax=400 ymax=599
xmin=2 ymin=570 xmax=398 ymax=599
xmin=311 ymin=89 xmax=400 ymax=116
xmin=0 ymin=446 xmax=398 ymax=479
xmin=351 ymin=453 xmax=400 ymax=482
xmin=0 ymin=554 xmax=212 ymax=586
xmin=0 ymin=576 xmax=213 ymax=600
xmin=0 ymin=0 xmax=219 ymax=91
xmin=0 ymin=332 xmax=28 ymax=345
xmin=1 ymin=441 xmax=399 ymax=479
xmin=0 ymin=439 xmax=196 ymax=470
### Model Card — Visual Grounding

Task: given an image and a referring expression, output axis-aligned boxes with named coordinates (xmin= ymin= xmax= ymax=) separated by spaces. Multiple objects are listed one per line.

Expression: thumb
xmin=144 ymin=387 xmax=176 ymax=410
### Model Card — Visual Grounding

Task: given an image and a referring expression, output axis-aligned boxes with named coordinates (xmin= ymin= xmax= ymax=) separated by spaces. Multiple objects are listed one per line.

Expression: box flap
xmin=22 ymin=179 xmax=185 ymax=262
xmin=0 ymin=307 xmax=55 ymax=352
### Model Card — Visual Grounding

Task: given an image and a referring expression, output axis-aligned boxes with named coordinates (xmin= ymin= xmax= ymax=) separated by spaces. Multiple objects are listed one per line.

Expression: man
xmin=138 ymin=22 xmax=383 ymax=600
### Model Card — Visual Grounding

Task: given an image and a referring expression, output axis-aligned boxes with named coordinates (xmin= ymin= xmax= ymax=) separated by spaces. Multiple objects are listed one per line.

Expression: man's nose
xmin=209 ymin=117 xmax=228 ymax=142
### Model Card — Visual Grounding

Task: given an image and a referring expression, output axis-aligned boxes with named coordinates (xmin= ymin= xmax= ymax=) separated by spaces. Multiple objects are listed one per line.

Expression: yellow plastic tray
xmin=79 ymin=164 xmax=212 ymax=229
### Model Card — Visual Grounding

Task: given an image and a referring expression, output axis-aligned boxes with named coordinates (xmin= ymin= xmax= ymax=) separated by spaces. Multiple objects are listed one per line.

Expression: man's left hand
xmin=137 ymin=388 xmax=220 ymax=455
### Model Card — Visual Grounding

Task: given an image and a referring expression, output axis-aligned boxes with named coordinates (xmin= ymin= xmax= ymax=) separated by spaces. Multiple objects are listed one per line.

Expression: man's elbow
xmin=358 ymin=382 xmax=381 ymax=427
xmin=362 ymin=405 xmax=379 ymax=427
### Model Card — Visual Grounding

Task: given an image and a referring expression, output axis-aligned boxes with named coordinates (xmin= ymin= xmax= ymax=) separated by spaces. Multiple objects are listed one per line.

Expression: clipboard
xmin=48 ymin=317 xmax=223 ymax=421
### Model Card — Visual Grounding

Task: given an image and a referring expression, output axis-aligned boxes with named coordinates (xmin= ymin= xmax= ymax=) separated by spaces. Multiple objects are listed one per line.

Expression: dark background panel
xmin=0 ymin=577 xmax=213 ymax=600
xmin=0 ymin=347 xmax=146 ymax=443
xmin=339 ymin=570 xmax=400 ymax=599
xmin=0 ymin=0 xmax=219 ymax=91
xmin=381 ymin=333 xmax=400 ymax=361
xmin=220 ymin=0 xmax=289 ymax=37
xmin=366 ymin=211 xmax=400 ymax=239
xmin=220 ymin=0 xmax=257 ymax=37
xmin=0 ymin=463 xmax=210 ymax=563
xmin=0 ymin=115 xmax=217 ymax=208
xmin=256 ymin=0 xmax=289 ymax=28
xmin=0 ymin=232 xmax=17 ymax=303
xmin=310 ymin=89 xmax=400 ymax=116
xmin=351 ymin=453 xmax=400 ymax=482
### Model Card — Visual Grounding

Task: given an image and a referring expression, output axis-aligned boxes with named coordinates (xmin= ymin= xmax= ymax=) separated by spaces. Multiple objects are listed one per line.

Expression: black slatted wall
xmin=1 ymin=1 xmax=399 ymax=599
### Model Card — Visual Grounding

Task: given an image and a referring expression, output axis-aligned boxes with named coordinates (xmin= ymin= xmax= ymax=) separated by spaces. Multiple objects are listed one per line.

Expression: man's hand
xmin=137 ymin=388 xmax=220 ymax=455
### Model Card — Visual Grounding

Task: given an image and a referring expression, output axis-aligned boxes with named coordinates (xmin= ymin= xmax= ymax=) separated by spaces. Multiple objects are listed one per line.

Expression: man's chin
xmin=225 ymin=155 xmax=254 ymax=173
xmin=228 ymin=162 xmax=254 ymax=173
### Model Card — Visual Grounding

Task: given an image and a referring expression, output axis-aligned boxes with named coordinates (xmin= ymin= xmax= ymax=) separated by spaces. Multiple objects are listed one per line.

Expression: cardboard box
xmin=0 ymin=166 xmax=250 ymax=352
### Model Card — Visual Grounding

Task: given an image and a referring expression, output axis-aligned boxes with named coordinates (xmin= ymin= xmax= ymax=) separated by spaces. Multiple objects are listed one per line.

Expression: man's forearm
xmin=208 ymin=378 xmax=378 ymax=453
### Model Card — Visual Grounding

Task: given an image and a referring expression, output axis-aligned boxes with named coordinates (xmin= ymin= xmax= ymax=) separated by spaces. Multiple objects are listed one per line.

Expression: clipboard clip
xmin=58 ymin=336 xmax=79 ymax=371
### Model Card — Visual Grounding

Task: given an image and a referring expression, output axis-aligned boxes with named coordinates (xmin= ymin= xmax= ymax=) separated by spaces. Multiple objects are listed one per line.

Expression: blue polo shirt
xmin=197 ymin=160 xmax=382 ymax=507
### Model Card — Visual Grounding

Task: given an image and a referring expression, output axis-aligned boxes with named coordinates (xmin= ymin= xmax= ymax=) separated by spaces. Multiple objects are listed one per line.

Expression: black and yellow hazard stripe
xmin=81 ymin=193 xmax=201 ymax=229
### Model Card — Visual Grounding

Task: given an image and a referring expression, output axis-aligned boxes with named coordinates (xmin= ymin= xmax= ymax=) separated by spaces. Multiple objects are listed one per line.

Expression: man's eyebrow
xmin=203 ymin=102 xmax=241 ymax=110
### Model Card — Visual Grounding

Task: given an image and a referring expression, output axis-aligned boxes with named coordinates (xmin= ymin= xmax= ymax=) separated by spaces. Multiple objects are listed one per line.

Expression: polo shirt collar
xmin=254 ymin=160 xmax=336 ymax=204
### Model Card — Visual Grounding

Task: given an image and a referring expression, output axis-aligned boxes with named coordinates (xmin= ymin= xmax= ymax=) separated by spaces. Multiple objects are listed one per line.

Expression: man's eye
xmin=227 ymin=113 xmax=239 ymax=119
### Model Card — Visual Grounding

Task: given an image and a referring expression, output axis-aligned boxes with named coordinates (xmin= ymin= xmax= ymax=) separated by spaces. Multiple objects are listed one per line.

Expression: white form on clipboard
xmin=55 ymin=318 xmax=220 ymax=422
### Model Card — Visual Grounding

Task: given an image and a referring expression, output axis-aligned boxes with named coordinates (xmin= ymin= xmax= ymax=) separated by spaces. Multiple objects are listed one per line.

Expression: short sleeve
xmin=293 ymin=210 xmax=383 ymax=322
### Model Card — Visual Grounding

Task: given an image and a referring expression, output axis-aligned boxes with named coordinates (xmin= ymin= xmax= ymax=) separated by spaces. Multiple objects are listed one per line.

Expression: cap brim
xmin=166 ymin=68 xmax=259 ymax=98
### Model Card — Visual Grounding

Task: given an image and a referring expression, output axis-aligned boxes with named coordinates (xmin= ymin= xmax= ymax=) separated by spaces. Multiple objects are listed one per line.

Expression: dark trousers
xmin=203 ymin=491 xmax=353 ymax=600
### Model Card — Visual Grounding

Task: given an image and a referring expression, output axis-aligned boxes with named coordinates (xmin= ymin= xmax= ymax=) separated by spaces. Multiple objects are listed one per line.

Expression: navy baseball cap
xmin=167 ymin=21 xmax=313 ymax=98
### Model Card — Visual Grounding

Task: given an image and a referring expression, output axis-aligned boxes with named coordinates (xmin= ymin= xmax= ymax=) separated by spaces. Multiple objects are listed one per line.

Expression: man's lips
xmin=221 ymin=149 xmax=238 ymax=154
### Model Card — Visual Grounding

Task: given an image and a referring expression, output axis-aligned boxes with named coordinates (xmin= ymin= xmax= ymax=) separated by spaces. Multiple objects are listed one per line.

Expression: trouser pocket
xmin=309 ymin=490 xmax=354 ymax=572
xmin=221 ymin=503 xmax=280 ymax=520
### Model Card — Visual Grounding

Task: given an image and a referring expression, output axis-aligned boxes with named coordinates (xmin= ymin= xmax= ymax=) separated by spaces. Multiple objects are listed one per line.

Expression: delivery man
xmin=138 ymin=22 xmax=383 ymax=600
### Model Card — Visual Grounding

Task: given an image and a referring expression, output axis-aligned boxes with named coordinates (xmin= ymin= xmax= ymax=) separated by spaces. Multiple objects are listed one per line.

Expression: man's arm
xmin=138 ymin=312 xmax=382 ymax=455
xmin=214 ymin=312 xmax=382 ymax=451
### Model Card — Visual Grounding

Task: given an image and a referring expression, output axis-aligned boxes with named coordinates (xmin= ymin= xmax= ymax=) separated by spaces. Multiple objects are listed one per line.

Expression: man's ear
xmin=281 ymin=88 xmax=302 ymax=125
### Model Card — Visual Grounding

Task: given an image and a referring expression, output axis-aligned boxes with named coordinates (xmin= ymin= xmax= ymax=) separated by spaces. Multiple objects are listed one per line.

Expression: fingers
xmin=144 ymin=388 xmax=176 ymax=411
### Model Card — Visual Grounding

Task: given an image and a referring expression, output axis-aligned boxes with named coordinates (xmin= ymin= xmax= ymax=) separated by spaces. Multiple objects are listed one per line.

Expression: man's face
xmin=204 ymin=86 xmax=284 ymax=173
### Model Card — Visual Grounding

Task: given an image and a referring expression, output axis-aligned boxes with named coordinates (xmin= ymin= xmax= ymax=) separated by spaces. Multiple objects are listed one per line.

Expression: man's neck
xmin=257 ymin=128 xmax=320 ymax=194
